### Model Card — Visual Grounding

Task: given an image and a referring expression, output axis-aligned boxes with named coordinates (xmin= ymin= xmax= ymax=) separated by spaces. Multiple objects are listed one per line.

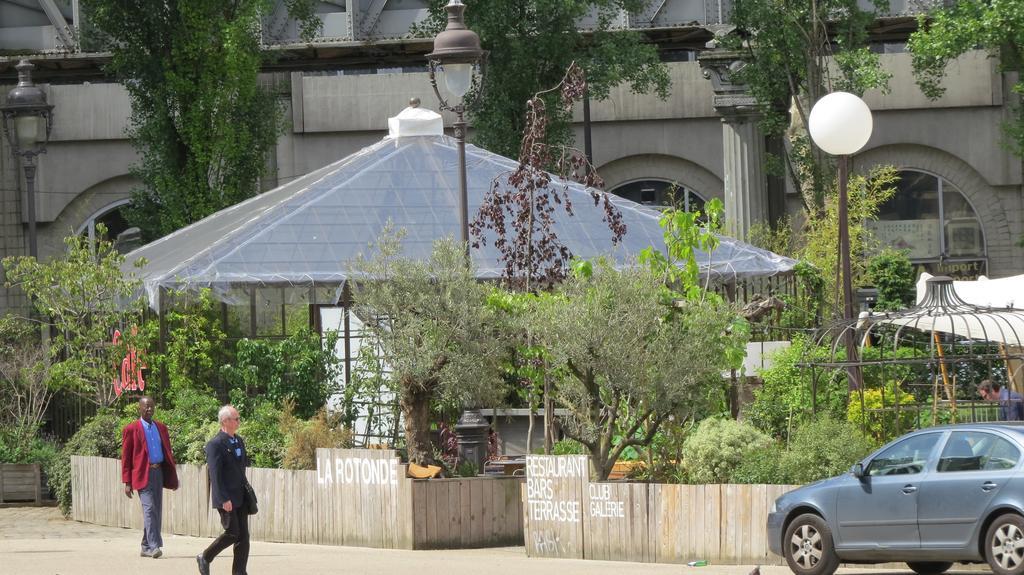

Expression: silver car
xmin=768 ymin=423 xmax=1024 ymax=575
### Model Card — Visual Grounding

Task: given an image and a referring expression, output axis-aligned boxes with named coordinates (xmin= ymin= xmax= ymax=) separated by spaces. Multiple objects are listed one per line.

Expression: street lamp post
xmin=428 ymin=1 xmax=489 ymax=472
xmin=808 ymin=91 xmax=874 ymax=391
xmin=1 ymin=60 xmax=54 ymax=260
xmin=427 ymin=0 xmax=484 ymax=257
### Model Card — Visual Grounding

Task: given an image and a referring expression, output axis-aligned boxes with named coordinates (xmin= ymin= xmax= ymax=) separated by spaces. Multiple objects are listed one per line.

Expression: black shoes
xmin=196 ymin=554 xmax=210 ymax=575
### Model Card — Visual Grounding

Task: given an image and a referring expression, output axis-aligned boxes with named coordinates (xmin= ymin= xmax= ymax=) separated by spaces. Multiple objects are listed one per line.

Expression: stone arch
xmin=40 ymin=174 xmax=139 ymax=258
xmin=853 ymin=144 xmax=1015 ymax=275
xmin=596 ymin=154 xmax=724 ymax=203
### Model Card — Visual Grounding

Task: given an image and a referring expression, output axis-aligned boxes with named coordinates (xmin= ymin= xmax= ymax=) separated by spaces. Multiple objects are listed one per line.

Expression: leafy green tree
xmin=529 ymin=262 xmax=747 ymax=480
xmin=416 ymin=0 xmax=670 ymax=158
xmin=150 ymin=289 xmax=227 ymax=395
xmin=867 ymin=248 xmax=915 ymax=311
xmin=347 ymin=230 xmax=506 ymax=465
xmin=0 ymin=315 xmax=51 ymax=441
xmin=85 ymin=0 xmax=318 ymax=240
xmin=3 ymin=228 xmax=152 ymax=408
xmin=908 ymin=1 xmax=1024 ymax=157
xmin=220 ymin=328 xmax=343 ymax=419
xmin=797 ymin=166 xmax=899 ymax=315
xmin=726 ymin=0 xmax=891 ymax=214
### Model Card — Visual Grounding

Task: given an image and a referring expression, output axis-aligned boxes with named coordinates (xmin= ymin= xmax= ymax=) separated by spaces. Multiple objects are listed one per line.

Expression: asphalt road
xmin=0 ymin=507 xmax=986 ymax=575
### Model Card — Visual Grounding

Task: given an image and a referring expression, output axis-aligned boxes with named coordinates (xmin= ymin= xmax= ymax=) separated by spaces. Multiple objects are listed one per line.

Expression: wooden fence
xmin=523 ymin=455 xmax=798 ymax=565
xmin=71 ymin=449 xmax=523 ymax=550
xmin=0 ymin=464 xmax=43 ymax=504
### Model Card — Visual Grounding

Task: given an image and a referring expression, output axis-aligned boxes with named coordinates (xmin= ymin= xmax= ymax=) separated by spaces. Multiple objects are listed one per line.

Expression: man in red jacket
xmin=121 ymin=396 xmax=179 ymax=558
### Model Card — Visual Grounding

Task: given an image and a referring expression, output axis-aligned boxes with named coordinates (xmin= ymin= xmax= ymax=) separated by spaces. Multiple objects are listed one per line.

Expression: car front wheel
xmin=906 ymin=562 xmax=953 ymax=575
xmin=987 ymin=514 xmax=1024 ymax=575
xmin=783 ymin=513 xmax=840 ymax=575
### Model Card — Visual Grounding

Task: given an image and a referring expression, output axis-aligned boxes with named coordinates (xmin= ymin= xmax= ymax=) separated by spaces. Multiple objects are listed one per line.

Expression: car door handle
xmin=982 ymin=482 xmax=998 ymax=492
xmin=902 ymin=485 xmax=917 ymax=494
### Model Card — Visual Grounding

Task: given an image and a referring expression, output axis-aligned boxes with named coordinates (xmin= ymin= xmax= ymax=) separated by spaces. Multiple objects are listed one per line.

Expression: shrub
xmin=682 ymin=417 xmax=773 ymax=484
xmin=237 ymin=397 xmax=286 ymax=468
xmin=220 ymin=329 xmax=342 ymax=419
xmin=745 ymin=335 xmax=847 ymax=440
xmin=777 ymin=417 xmax=874 ymax=484
xmin=161 ymin=388 xmax=221 ymax=461
xmin=551 ymin=438 xmax=586 ymax=455
xmin=847 ymin=382 xmax=917 ymax=445
xmin=50 ymin=409 xmax=123 ymax=517
xmin=730 ymin=441 xmax=784 ymax=484
xmin=280 ymin=405 xmax=353 ymax=470
xmin=867 ymin=249 xmax=915 ymax=311
xmin=0 ymin=424 xmax=54 ymax=464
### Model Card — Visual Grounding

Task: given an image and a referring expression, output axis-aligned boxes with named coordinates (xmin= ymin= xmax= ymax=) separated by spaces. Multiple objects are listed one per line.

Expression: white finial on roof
xmin=387 ymin=100 xmax=443 ymax=138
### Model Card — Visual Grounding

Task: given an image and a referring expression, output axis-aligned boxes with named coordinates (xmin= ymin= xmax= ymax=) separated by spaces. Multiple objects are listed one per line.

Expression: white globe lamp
xmin=807 ymin=91 xmax=873 ymax=393
xmin=807 ymin=92 xmax=873 ymax=156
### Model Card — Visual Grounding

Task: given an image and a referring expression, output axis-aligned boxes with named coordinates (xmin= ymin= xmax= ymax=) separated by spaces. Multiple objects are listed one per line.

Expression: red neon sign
xmin=112 ymin=327 xmax=145 ymax=397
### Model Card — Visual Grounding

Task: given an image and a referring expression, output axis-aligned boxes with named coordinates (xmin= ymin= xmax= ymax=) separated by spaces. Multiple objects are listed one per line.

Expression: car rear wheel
xmin=783 ymin=513 xmax=840 ymax=575
xmin=986 ymin=514 xmax=1024 ymax=575
xmin=906 ymin=562 xmax=953 ymax=575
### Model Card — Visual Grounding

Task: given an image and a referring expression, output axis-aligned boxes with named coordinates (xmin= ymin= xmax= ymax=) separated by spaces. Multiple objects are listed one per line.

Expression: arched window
xmin=868 ymin=170 xmax=985 ymax=259
xmin=608 ymin=179 xmax=706 ymax=213
xmin=75 ymin=199 xmax=133 ymax=251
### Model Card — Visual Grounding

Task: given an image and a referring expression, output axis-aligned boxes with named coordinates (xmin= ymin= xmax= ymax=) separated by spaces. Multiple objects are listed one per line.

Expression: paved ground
xmin=0 ymin=507 xmax=987 ymax=575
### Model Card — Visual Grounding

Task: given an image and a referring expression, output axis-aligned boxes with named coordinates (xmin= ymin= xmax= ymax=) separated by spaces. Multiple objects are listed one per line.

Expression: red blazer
xmin=121 ymin=419 xmax=179 ymax=491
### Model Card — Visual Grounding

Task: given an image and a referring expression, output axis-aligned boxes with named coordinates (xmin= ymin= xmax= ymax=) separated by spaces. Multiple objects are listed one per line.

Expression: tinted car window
xmin=937 ymin=431 xmax=1020 ymax=472
xmin=867 ymin=433 xmax=940 ymax=476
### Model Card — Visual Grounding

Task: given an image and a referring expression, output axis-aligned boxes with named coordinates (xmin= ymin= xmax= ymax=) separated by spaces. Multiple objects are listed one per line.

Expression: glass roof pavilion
xmin=123 ymin=106 xmax=795 ymax=308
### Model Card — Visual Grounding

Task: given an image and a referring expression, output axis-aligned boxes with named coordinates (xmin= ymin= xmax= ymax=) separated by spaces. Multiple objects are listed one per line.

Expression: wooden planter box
xmin=0 ymin=464 xmax=42 ymax=504
xmin=71 ymin=450 xmax=523 ymax=550
xmin=523 ymin=455 xmax=800 ymax=565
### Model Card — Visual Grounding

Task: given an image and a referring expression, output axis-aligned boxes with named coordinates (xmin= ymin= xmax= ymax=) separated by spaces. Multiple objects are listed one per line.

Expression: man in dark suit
xmin=121 ymin=396 xmax=179 ymax=559
xmin=197 ymin=404 xmax=251 ymax=575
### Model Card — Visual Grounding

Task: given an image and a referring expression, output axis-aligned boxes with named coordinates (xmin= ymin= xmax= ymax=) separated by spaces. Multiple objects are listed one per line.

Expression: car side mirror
xmin=852 ymin=463 xmax=865 ymax=479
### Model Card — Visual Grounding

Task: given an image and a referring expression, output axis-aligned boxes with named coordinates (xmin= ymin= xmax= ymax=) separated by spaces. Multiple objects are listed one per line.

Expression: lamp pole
xmin=808 ymin=92 xmax=873 ymax=391
xmin=427 ymin=0 xmax=484 ymax=259
xmin=2 ymin=60 xmax=54 ymax=260
xmin=427 ymin=1 xmax=490 ymax=472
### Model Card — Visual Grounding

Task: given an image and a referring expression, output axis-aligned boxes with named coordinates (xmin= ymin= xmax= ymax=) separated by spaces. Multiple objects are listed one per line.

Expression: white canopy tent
xmin=869 ymin=273 xmax=1024 ymax=346
xmin=915 ymin=272 xmax=1023 ymax=309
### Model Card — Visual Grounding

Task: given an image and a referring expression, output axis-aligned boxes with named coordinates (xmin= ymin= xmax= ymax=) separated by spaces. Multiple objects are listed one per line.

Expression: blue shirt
xmin=999 ymin=388 xmax=1024 ymax=422
xmin=140 ymin=419 xmax=164 ymax=464
xmin=227 ymin=436 xmax=243 ymax=460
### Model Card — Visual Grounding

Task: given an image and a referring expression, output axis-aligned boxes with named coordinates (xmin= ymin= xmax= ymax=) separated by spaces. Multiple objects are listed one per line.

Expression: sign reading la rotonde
xmin=316 ymin=450 xmax=399 ymax=486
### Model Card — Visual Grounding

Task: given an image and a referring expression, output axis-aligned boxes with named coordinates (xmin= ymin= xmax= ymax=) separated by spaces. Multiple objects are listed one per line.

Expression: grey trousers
xmin=138 ymin=466 xmax=163 ymax=551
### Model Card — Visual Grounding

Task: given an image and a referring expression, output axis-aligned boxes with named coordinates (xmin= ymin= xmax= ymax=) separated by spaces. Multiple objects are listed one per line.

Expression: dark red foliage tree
xmin=470 ymin=62 xmax=626 ymax=291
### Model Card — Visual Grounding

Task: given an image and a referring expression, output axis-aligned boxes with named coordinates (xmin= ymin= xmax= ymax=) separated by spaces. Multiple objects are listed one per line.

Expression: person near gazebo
xmin=978 ymin=380 xmax=1024 ymax=421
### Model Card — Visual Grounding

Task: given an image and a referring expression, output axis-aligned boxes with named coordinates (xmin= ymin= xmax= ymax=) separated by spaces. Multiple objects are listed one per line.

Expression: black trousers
xmin=202 ymin=504 xmax=249 ymax=575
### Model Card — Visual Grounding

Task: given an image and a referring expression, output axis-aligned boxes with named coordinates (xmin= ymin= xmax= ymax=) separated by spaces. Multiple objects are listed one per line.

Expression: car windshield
xmin=867 ymin=433 xmax=940 ymax=476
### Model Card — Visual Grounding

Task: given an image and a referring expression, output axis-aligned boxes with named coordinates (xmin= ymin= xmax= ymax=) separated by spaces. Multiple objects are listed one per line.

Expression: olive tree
xmin=529 ymin=263 xmax=747 ymax=480
xmin=347 ymin=230 xmax=505 ymax=465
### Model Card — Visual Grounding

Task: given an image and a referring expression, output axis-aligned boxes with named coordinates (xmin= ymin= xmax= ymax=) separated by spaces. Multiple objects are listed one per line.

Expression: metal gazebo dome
xmin=802 ymin=275 xmax=1024 ymax=441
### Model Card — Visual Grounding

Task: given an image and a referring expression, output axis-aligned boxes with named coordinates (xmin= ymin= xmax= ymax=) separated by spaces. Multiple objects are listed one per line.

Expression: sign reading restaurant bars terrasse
xmin=525 ymin=455 xmax=588 ymax=558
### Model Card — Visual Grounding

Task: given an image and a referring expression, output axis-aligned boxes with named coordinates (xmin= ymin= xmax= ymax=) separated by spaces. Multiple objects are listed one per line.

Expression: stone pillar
xmin=721 ymin=116 xmax=768 ymax=239
xmin=699 ymin=47 xmax=769 ymax=240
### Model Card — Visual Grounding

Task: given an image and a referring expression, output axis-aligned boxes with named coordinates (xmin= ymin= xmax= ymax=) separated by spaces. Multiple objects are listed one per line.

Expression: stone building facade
xmin=1 ymin=1 xmax=1021 ymax=315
